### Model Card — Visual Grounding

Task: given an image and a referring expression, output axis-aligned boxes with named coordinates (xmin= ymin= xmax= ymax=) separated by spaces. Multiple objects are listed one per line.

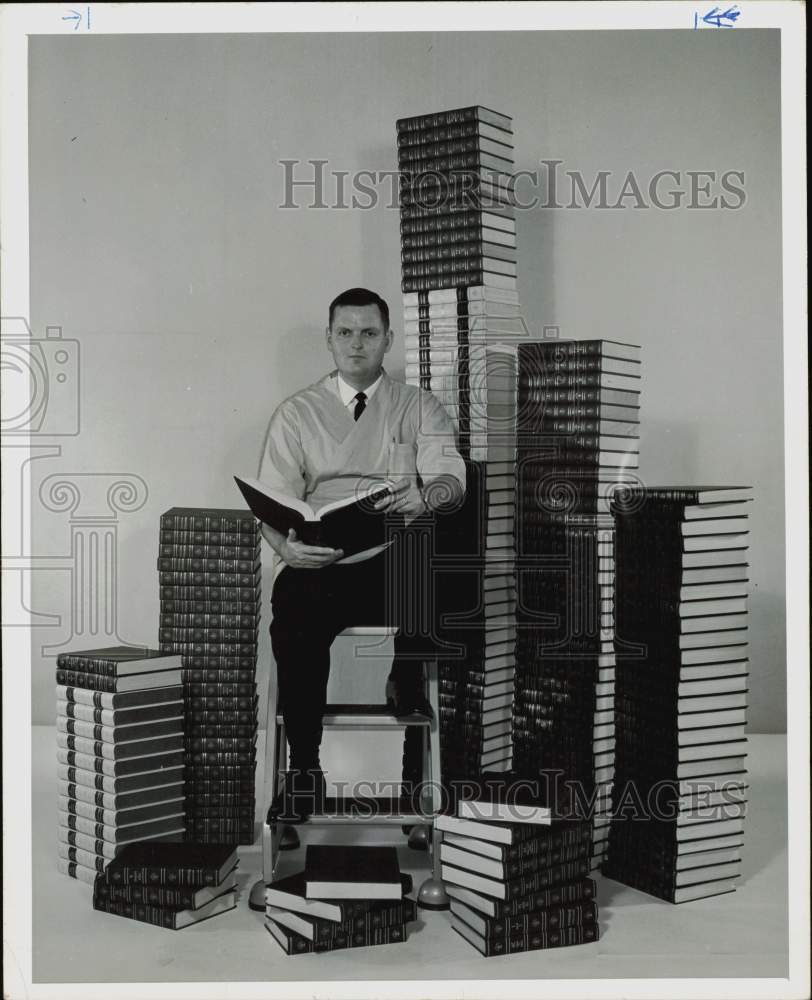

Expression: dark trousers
xmin=270 ymin=546 xmax=430 ymax=774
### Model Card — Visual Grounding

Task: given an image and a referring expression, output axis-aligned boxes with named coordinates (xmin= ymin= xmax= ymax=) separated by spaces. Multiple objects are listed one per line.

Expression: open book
xmin=234 ymin=476 xmax=395 ymax=560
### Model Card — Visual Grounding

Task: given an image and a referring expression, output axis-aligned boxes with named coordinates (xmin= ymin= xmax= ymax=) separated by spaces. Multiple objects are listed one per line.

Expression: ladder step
xmin=269 ymin=795 xmax=430 ymax=826
xmin=275 ymin=704 xmax=431 ymax=728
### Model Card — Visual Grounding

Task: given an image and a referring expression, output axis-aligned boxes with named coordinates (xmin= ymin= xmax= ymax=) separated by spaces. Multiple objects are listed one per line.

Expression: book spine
xmin=159 ymin=512 xmax=258 ymax=533
xmin=156 ymin=556 xmax=260 ymax=574
xmin=93 ymin=882 xmax=200 ymax=908
xmin=401 ymin=244 xmax=517 ymax=265
xmin=58 ymin=718 xmax=181 ymax=742
xmin=398 ymin=120 xmax=513 ymax=146
xmin=158 ymin=612 xmax=259 ymax=629
xmin=106 ymin=864 xmax=219 ymax=887
xmin=159 ymin=596 xmax=259 ymax=611
xmin=402 ymin=260 xmax=516 ymax=279
xmin=159 ymin=527 xmax=259 ymax=546
xmin=485 ymin=922 xmax=600 ymax=956
xmin=92 ymin=896 xmax=184 ymax=929
xmin=403 ymin=274 xmax=515 ymax=293
xmin=55 ymin=670 xmax=139 ymax=693
xmin=158 ymin=570 xmax=259 ymax=587
xmin=518 ymin=342 xmax=637 ymax=359
xmin=398 ymin=134 xmax=512 ymax=159
xmin=158 ymin=541 xmax=260 ymax=560
xmin=158 ymin=627 xmax=258 ymax=644
xmin=399 ymin=147 xmax=514 ymax=170
xmin=187 ymin=682 xmax=255 ymax=697
xmin=482 ymin=900 xmax=598 ymax=940
xmin=59 ymin=844 xmax=108 ymax=872
xmin=397 ymin=107 xmax=512 ymax=133
xmin=401 ymin=226 xmax=513 ymax=249
xmin=486 ymin=878 xmax=596 ymax=918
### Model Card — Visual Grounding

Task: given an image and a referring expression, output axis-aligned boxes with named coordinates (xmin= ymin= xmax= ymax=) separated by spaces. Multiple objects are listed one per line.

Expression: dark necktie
xmin=353 ymin=391 xmax=367 ymax=421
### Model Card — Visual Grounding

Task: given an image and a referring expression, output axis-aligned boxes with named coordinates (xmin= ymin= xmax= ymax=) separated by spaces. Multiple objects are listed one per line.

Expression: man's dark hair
xmin=328 ymin=287 xmax=390 ymax=331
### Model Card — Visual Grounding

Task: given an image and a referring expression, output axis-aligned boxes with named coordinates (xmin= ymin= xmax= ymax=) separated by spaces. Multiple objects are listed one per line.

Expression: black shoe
xmin=270 ymin=769 xmax=326 ymax=823
xmin=385 ymin=677 xmax=433 ymax=719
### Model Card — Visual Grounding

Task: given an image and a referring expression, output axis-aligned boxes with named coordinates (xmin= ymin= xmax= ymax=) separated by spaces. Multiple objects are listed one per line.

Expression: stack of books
xmin=603 ymin=486 xmax=752 ymax=902
xmin=264 ymin=846 xmax=416 ymax=954
xmin=92 ymin=841 xmax=238 ymax=928
xmin=158 ymin=507 xmax=261 ymax=844
xmin=397 ymin=105 xmax=517 ymax=294
xmin=512 ymin=341 xmax=641 ymax=866
xmin=55 ymin=647 xmax=186 ymax=884
xmin=436 ymin=790 xmax=599 ymax=956
xmin=397 ymin=105 xmax=524 ymax=781
xmin=434 ymin=459 xmax=516 ymax=782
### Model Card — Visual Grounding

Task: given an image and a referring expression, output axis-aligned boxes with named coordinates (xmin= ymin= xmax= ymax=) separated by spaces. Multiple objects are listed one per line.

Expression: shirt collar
xmin=336 ymin=370 xmax=384 ymax=408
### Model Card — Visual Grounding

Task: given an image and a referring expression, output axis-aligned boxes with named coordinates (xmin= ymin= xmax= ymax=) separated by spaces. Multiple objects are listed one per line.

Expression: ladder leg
xmin=249 ymin=673 xmax=285 ymax=911
xmin=418 ymin=659 xmax=449 ymax=910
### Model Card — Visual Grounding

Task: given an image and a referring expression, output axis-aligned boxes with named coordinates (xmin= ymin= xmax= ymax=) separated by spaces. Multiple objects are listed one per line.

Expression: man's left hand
xmin=373 ymin=477 xmax=426 ymax=519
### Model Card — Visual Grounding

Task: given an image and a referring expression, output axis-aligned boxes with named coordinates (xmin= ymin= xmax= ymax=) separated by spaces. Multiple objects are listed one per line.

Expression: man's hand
xmin=280 ymin=529 xmax=344 ymax=569
xmin=373 ymin=477 xmax=427 ymax=519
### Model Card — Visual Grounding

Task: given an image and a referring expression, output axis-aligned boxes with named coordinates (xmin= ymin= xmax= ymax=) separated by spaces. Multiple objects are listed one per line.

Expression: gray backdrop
xmin=27 ymin=31 xmax=784 ymax=730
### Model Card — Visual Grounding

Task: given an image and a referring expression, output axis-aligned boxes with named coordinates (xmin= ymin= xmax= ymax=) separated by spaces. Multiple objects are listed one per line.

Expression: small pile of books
xmin=158 ymin=507 xmax=261 ymax=844
xmin=265 ymin=846 xmax=416 ymax=954
xmin=55 ymin=647 xmax=186 ymax=884
xmin=603 ymin=485 xmax=752 ymax=902
xmin=92 ymin=841 xmax=238 ymax=928
xmin=437 ymin=790 xmax=599 ymax=956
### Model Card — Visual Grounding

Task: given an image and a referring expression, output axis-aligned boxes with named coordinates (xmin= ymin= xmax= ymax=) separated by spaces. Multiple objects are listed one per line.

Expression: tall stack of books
xmin=603 ymin=486 xmax=752 ymax=902
xmin=436 ymin=789 xmax=599 ymax=956
xmin=512 ymin=341 xmax=641 ymax=863
xmin=264 ymin=846 xmax=416 ymax=954
xmin=397 ymin=105 xmax=523 ymax=781
xmin=434 ymin=458 xmax=517 ymax=782
xmin=158 ymin=507 xmax=261 ymax=844
xmin=55 ymin=647 xmax=186 ymax=884
xmin=92 ymin=841 xmax=238 ymax=928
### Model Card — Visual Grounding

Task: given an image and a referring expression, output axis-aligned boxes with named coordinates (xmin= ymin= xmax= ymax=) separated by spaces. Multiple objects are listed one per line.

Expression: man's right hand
xmin=280 ymin=528 xmax=344 ymax=569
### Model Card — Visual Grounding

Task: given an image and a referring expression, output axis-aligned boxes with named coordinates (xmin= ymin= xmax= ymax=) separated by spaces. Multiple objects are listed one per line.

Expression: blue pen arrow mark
xmin=698 ymin=5 xmax=741 ymax=28
xmin=62 ymin=8 xmax=82 ymax=29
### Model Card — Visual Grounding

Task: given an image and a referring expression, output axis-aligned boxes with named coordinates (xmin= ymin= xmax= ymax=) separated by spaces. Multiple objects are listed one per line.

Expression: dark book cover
xmin=305 ymin=845 xmax=402 ymax=899
xmin=104 ymin=840 xmax=238 ymax=886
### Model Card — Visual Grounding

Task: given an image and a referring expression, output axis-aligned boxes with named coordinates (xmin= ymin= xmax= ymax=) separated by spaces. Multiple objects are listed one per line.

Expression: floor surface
xmin=31 ymin=728 xmax=788 ymax=984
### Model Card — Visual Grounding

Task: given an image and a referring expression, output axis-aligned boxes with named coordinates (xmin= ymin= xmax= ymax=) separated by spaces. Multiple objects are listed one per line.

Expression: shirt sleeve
xmin=258 ymin=400 xmax=307 ymax=501
xmin=412 ymin=389 xmax=467 ymax=502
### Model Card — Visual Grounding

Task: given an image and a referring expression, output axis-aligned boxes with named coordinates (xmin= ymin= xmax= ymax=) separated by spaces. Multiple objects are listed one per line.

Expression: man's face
xmin=326 ymin=304 xmax=393 ymax=388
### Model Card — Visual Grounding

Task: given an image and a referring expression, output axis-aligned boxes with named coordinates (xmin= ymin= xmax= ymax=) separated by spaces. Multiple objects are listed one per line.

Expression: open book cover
xmin=234 ymin=476 xmax=394 ymax=559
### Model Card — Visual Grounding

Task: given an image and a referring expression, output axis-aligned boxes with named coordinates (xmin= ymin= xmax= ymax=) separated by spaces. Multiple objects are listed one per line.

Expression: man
xmin=259 ymin=287 xmax=466 ymax=819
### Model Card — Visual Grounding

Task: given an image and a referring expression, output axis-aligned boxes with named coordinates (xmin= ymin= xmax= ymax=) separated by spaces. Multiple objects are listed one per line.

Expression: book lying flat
xmin=445 ymin=878 xmax=596 ymax=919
xmin=265 ymin=871 xmax=413 ymax=922
xmin=265 ymin=897 xmax=415 ymax=942
xmin=56 ymin=685 xmax=185 ymax=709
xmin=304 ymin=845 xmax=402 ymax=900
xmin=93 ymin=887 xmax=237 ymax=929
xmin=93 ymin=866 xmax=238 ymax=909
xmin=103 ymin=841 xmax=239 ymax=886
xmin=56 ymin=647 xmax=183 ymax=676
xmin=265 ymin=917 xmax=407 ymax=954
xmin=234 ymin=476 xmax=394 ymax=559
xmin=451 ymin=912 xmax=598 ymax=955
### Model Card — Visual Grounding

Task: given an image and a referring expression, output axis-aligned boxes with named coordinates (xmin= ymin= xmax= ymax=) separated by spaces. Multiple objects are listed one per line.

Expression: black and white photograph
xmin=1 ymin=3 xmax=808 ymax=999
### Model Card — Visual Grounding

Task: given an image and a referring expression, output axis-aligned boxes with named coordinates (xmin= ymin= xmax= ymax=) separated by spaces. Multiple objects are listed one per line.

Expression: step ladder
xmin=248 ymin=626 xmax=448 ymax=911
